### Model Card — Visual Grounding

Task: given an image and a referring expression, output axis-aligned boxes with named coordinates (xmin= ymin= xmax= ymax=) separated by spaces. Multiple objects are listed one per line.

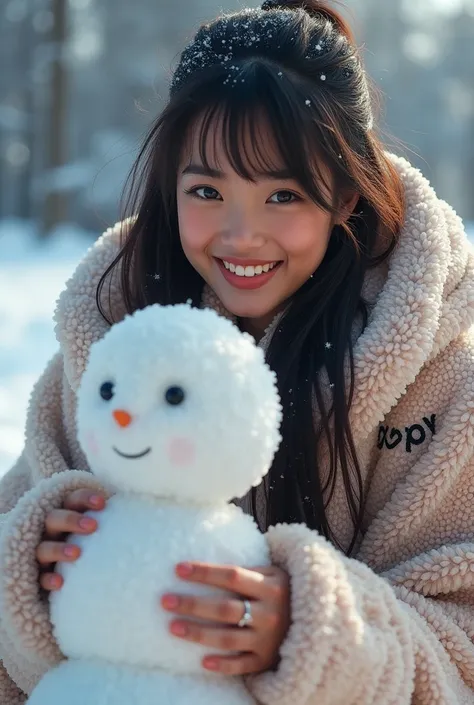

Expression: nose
xmin=222 ymin=210 xmax=264 ymax=250
xmin=113 ymin=410 xmax=133 ymax=428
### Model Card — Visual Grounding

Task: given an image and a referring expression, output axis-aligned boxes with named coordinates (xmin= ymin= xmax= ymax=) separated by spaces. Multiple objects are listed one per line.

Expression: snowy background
xmin=1 ymin=218 xmax=473 ymax=478
xmin=1 ymin=0 xmax=473 ymax=478
xmin=0 ymin=219 xmax=94 ymax=476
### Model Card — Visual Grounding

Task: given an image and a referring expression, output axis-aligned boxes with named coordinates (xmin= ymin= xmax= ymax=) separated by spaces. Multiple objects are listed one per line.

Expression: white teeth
xmin=221 ymin=260 xmax=279 ymax=277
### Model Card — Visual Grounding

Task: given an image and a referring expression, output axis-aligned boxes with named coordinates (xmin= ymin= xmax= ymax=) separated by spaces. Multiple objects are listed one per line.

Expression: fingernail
xmin=171 ymin=622 xmax=187 ymax=637
xmin=203 ymin=658 xmax=219 ymax=671
xmin=89 ymin=495 xmax=103 ymax=508
xmin=64 ymin=545 xmax=78 ymax=558
xmin=79 ymin=517 xmax=96 ymax=530
xmin=48 ymin=575 xmax=61 ymax=589
xmin=177 ymin=563 xmax=193 ymax=577
xmin=162 ymin=595 xmax=179 ymax=609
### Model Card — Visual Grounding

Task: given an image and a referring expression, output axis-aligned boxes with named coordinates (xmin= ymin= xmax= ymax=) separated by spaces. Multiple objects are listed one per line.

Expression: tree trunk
xmin=17 ymin=12 xmax=35 ymax=220
xmin=41 ymin=0 xmax=68 ymax=237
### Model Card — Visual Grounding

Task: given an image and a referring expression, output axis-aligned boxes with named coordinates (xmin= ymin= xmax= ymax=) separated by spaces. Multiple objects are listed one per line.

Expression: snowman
xmin=27 ymin=303 xmax=282 ymax=705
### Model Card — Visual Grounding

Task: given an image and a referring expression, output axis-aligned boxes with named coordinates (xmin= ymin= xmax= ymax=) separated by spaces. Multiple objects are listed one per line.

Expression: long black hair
xmin=97 ymin=0 xmax=405 ymax=555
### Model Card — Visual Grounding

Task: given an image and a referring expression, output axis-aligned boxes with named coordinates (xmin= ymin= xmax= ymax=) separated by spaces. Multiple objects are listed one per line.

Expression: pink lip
xmin=214 ymin=257 xmax=282 ymax=290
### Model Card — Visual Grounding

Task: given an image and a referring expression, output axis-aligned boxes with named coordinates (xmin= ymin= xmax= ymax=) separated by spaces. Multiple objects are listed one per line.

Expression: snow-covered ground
xmin=0 ymin=219 xmax=95 ymax=476
xmin=1 ymin=219 xmax=473 ymax=478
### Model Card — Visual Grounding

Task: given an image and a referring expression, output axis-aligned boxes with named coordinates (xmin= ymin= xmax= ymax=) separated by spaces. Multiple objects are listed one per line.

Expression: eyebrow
xmin=181 ymin=163 xmax=295 ymax=180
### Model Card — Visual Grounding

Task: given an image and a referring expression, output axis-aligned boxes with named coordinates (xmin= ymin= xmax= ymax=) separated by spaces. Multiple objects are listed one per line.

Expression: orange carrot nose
xmin=113 ymin=410 xmax=133 ymax=428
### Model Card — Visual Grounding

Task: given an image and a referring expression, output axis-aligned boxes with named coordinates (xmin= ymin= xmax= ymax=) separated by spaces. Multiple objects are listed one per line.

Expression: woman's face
xmin=176 ymin=121 xmax=357 ymax=337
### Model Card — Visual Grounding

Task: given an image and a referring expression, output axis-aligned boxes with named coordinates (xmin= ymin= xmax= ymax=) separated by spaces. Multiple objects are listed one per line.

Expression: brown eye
xmin=269 ymin=190 xmax=298 ymax=204
xmin=194 ymin=186 xmax=220 ymax=200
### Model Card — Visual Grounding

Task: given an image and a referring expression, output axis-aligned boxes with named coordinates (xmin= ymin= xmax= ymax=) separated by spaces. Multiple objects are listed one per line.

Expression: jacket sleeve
xmin=0 ymin=354 xmax=106 ymax=701
xmin=247 ymin=354 xmax=474 ymax=705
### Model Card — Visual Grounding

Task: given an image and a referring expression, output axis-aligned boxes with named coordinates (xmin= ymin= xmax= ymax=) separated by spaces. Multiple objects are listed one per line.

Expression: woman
xmin=1 ymin=0 xmax=474 ymax=703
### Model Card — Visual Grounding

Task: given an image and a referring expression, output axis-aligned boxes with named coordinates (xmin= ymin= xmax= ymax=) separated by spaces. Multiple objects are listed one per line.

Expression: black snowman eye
xmin=100 ymin=381 xmax=115 ymax=401
xmin=165 ymin=386 xmax=185 ymax=406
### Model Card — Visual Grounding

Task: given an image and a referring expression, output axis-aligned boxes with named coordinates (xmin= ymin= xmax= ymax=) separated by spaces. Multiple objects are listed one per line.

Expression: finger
xmin=248 ymin=565 xmax=279 ymax=577
xmin=175 ymin=563 xmax=268 ymax=599
xmin=36 ymin=541 xmax=81 ymax=565
xmin=162 ymin=594 xmax=262 ymax=627
xmin=203 ymin=653 xmax=263 ymax=676
xmin=39 ymin=571 xmax=64 ymax=591
xmin=250 ymin=565 xmax=290 ymax=604
xmin=63 ymin=490 xmax=106 ymax=512
xmin=169 ymin=620 xmax=255 ymax=652
xmin=44 ymin=509 xmax=98 ymax=539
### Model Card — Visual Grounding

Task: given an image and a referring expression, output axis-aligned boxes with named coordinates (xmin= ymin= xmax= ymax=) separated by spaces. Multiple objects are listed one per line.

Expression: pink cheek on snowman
xmin=84 ymin=430 xmax=101 ymax=456
xmin=167 ymin=437 xmax=195 ymax=466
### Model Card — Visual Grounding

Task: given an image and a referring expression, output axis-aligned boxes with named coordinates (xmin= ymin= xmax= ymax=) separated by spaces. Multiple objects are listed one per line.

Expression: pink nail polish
xmin=204 ymin=658 xmax=219 ymax=671
xmin=79 ymin=517 xmax=96 ymax=530
xmin=162 ymin=595 xmax=179 ymax=609
xmin=171 ymin=622 xmax=187 ymax=636
xmin=177 ymin=562 xmax=193 ymax=576
xmin=89 ymin=495 xmax=103 ymax=508
xmin=64 ymin=545 xmax=77 ymax=558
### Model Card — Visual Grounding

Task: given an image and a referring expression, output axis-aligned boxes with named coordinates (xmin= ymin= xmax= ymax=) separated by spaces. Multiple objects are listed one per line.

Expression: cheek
xmin=278 ymin=211 xmax=332 ymax=266
xmin=167 ymin=437 xmax=196 ymax=467
xmin=177 ymin=199 xmax=215 ymax=259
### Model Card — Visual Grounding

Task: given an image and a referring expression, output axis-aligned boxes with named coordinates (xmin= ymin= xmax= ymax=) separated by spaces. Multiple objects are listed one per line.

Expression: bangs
xmin=180 ymin=61 xmax=338 ymax=214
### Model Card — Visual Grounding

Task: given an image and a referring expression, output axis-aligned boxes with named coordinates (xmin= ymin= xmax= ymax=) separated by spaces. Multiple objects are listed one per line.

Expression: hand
xmin=36 ymin=489 xmax=107 ymax=591
xmin=161 ymin=562 xmax=290 ymax=676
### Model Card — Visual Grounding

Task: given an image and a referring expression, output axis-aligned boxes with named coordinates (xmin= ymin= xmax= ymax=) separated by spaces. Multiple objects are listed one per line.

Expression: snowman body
xmin=27 ymin=661 xmax=253 ymax=705
xmin=26 ymin=304 xmax=282 ymax=705
xmin=28 ymin=495 xmax=267 ymax=705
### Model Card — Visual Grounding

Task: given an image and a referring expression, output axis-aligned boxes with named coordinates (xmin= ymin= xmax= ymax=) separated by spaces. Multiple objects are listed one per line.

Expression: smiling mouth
xmin=218 ymin=259 xmax=282 ymax=277
xmin=113 ymin=447 xmax=152 ymax=459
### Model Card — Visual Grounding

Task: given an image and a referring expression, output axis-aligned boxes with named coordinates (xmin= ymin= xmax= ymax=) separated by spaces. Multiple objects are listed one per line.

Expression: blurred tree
xmin=41 ymin=0 xmax=68 ymax=236
xmin=17 ymin=10 xmax=35 ymax=220
xmin=1 ymin=0 xmax=473 ymax=233
xmin=0 ymin=0 xmax=36 ymax=220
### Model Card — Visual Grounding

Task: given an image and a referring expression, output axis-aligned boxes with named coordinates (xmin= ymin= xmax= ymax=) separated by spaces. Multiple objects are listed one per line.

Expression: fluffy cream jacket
xmin=1 ymin=155 xmax=474 ymax=705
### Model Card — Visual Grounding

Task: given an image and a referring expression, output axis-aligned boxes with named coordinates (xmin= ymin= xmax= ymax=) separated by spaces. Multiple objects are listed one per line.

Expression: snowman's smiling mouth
xmin=113 ymin=446 xmax=152 ymax=460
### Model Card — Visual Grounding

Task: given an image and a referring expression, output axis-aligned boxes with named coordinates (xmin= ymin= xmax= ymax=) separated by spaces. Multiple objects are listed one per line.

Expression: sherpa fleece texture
xmin=1 ymin=154 xmax=474 ymax=705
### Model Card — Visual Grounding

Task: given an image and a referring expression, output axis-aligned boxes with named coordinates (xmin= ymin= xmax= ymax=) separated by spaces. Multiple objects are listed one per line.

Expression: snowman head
xmin=76 ymin=304 xmax=282 ymax=504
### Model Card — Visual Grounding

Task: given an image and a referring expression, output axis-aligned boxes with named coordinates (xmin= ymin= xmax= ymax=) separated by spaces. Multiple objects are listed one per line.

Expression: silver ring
xmin=237 ymin=599 xmax=253 ymax=628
